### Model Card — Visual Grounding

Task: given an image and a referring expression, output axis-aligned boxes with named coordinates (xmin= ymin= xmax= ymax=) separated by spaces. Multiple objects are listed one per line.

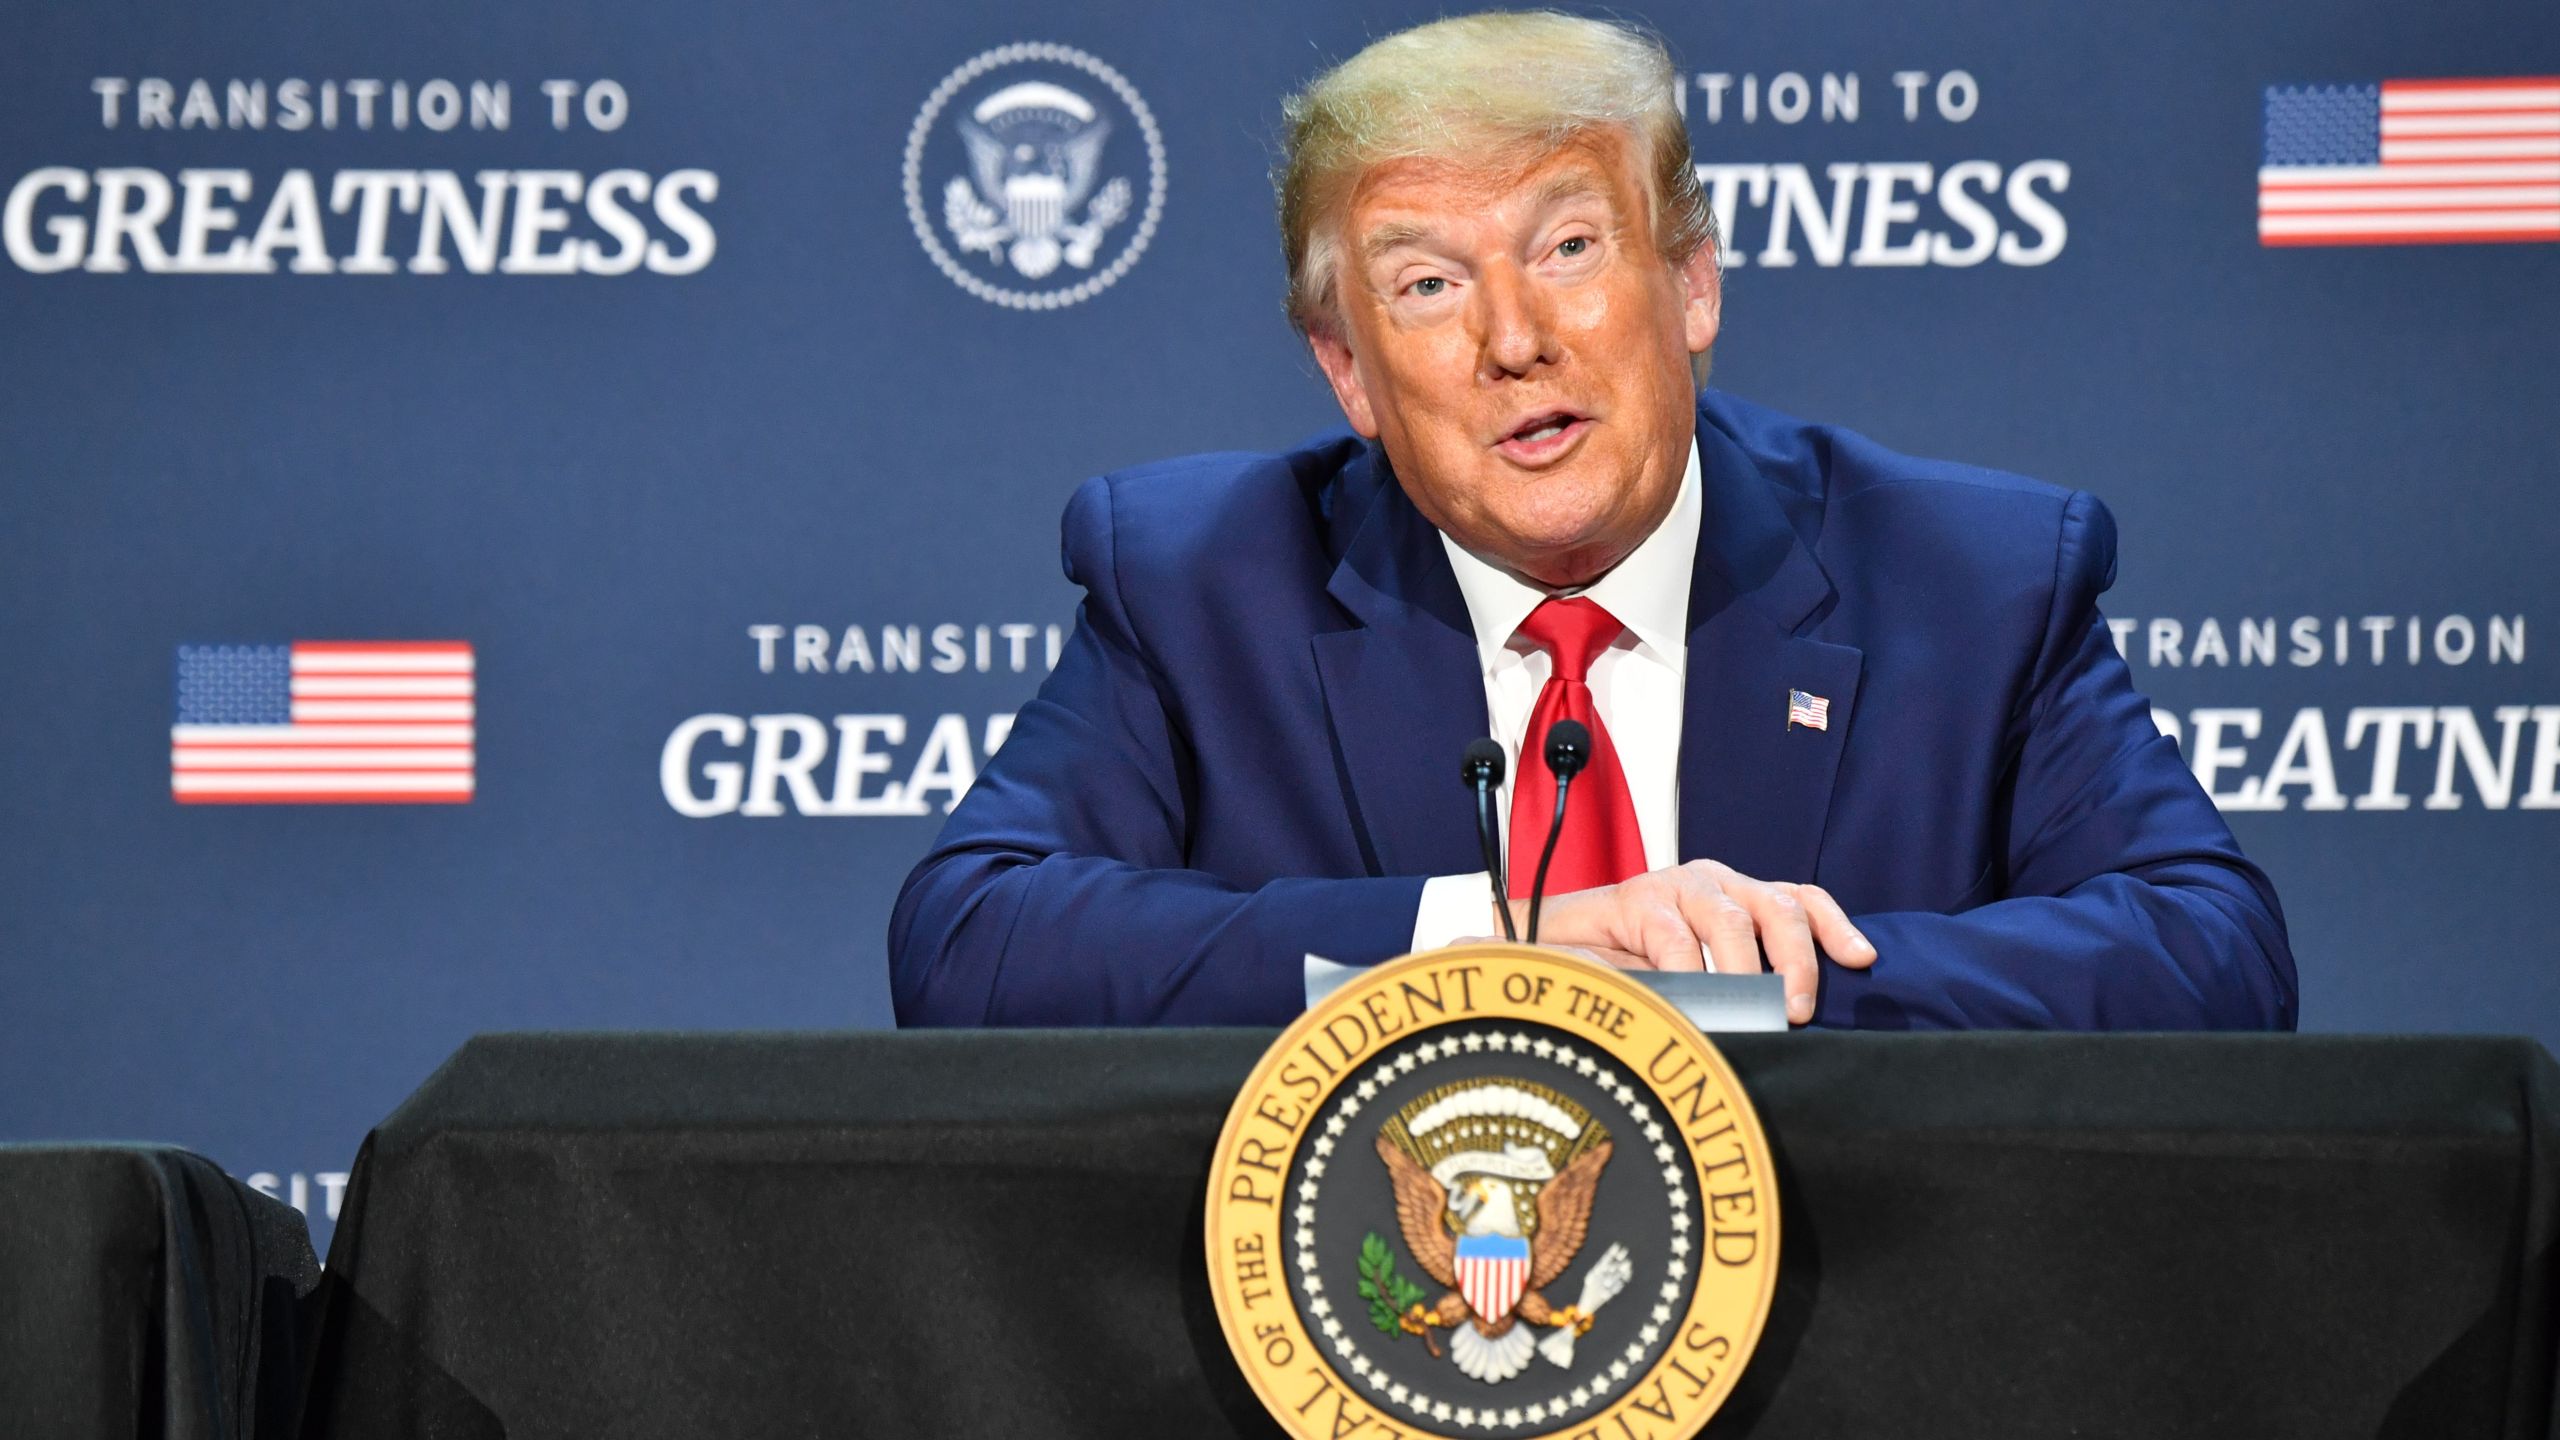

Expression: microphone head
xmin=1461 ymin=737 xmax=1507 ymax=788
xmin=1545 ymin=719 xmax=1592 ymax=779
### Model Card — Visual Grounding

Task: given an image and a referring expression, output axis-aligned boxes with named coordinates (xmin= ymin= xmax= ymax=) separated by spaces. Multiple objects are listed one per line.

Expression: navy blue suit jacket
xmin=890 ymin=392 xmax=2296 ymax=1029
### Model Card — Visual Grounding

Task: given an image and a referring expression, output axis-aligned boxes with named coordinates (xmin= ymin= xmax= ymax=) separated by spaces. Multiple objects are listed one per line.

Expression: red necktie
xmin=1507 ymin=597 xmax=1647 ymax=898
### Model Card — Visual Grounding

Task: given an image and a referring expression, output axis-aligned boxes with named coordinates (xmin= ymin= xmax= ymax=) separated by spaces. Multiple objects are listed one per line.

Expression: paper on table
xmin=1303 ymin=953 xmax=1789 ymax=1032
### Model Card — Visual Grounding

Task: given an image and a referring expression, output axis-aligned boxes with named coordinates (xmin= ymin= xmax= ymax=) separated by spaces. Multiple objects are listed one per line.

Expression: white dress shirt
xmin=1409 ymin=440 xmax=1704 ymax=949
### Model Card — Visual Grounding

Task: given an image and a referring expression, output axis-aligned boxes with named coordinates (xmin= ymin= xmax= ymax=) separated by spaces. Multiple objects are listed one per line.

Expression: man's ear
xmin=1308 ymin=327 xmax=1380 ymax=439
xmin=1679 ymin=243 xmax=1723 ymax=358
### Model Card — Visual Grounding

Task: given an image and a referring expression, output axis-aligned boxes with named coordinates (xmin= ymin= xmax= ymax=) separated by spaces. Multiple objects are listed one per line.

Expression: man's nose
xmin=1475 ymin=262 xmax=1559 ymax=378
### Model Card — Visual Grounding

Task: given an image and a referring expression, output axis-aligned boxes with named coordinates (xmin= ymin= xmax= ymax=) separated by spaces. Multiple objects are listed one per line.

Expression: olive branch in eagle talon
xmin=1373 ymin=1131 xmax=1614 ymax=1346
xmin=943 ymin=177 xmax=1009 ymax=262
xmin=1359 ymin=1232 xmax=1434 ymax=1351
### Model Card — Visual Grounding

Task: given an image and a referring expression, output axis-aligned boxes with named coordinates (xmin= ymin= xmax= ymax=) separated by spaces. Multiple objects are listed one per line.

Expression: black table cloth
xmin=0 ymin=1143 xmax=321 ymax=1440
xmin=294 ymin=1031 xmax=2560 ymax=1439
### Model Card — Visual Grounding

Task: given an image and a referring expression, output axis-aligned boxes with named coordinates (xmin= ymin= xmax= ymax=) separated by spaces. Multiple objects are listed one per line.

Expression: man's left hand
xmin=1511 ymin=861 xmax=1877 ymax=1025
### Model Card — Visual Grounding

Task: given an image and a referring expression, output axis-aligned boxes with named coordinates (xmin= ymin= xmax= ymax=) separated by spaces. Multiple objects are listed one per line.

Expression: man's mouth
xmin=1494 ymin=409 xmax=1591 ymax=464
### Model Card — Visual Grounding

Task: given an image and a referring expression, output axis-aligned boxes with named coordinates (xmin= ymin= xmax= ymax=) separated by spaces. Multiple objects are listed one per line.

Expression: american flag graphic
xmin=1454 ymin=1233 xmax=1531 ymax=1324
xmin=1786 ymin=689 xmax=1830 ymax=732
xmin=2259 ymin=78 xmax=2560 ymax=246
xmin=171 ymin=642 xmax=475 ymax=804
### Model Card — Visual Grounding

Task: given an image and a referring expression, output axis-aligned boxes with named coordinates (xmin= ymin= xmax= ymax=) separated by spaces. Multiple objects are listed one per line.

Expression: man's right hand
xmin=1500 ymin=861 xmax=1876 ymax=1025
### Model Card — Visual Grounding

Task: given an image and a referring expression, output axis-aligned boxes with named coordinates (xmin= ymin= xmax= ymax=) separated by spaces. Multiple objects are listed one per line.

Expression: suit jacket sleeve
xmin=887 ymin=475 xmax=1426 ymax=1026
xmin=1816 ymin=491 xmax=2299 ymax=1030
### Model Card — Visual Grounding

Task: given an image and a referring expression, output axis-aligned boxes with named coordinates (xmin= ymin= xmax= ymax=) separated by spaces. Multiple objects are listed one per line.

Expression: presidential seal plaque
xmin=1207 ymin=944 xmax=1779 ymax=1440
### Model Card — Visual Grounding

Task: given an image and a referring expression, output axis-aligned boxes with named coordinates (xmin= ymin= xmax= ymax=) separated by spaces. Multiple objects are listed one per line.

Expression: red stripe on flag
xmin=292 ymin=641 xmax=473 ymax=653
xmin=2257 ymin=202 xmax=2560 ymax=215
xmin=279 ymin=715 xmax=477 ymax=724
xmin=174 ymin=792 xmax=473 ymax=804
xmin=2263 ymin=178 xmax=2560 ymax=190
xmin=175 ymin=762 xmax=471 ymax=770
xmin=2381 ymin=108 xmax=2560 ymax=120
xmin=2261 ymin=228 xmax=2560 ymax=245
xmin=2383 ymin=77 xmax=2560 ymax=93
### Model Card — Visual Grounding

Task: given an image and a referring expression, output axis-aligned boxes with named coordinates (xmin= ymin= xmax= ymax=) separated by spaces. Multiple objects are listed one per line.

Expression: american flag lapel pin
xmin=1786 ymin=688 xmax=1830 ymax=732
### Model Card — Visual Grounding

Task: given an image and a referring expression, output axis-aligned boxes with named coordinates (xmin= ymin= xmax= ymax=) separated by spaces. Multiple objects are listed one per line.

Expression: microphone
xmin=1460 ymin=739 xmax=1517 ymax=942
xmin=1525 ymin=719 xmax=1591 ymax=945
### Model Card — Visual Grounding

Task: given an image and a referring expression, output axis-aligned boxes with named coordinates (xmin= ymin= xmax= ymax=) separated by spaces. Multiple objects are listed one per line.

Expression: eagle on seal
xmin=1375 ymin=1133 xmax=1614 ymax=1383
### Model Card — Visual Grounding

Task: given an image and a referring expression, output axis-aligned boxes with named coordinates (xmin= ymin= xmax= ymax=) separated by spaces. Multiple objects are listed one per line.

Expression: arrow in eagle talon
xmin=1536 ymin=1243 xmax=1634 ymax=1369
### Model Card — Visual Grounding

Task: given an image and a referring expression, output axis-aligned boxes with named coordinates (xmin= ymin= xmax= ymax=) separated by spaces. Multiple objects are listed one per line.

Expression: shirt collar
xmin=1437 ymin=438 xmax=1703 ymax=672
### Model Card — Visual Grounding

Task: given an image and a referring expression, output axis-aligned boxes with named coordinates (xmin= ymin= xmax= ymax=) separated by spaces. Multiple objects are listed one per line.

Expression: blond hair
xmin=1276 ymin=10 xmax=1716 ymax=339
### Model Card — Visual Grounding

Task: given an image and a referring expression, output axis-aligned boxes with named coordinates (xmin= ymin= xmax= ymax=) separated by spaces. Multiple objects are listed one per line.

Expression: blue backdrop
xmin=4 ymin=0 xmax=2555 ymax=1249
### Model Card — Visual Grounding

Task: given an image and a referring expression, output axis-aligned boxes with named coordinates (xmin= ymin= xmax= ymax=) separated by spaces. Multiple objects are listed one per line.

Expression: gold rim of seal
xmin=1204 ymin=942 xmax=1781 ymax=1440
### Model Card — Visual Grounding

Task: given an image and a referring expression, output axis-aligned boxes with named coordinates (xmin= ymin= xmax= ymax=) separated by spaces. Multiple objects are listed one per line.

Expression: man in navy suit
xmin=889 ymin=13 xmax=2295 ymax=1030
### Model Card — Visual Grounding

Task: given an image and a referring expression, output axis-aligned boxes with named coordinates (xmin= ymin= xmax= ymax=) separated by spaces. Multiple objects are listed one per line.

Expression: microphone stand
xmin=1525 ymin=720 xmax=1590 ymax=946
xmin=1460 ymin=739 xmax=1517 ymax=941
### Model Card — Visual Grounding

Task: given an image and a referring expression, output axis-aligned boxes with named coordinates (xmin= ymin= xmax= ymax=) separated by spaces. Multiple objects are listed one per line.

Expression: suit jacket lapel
xmin=1310 ymin=447 xmax=1489 ymax=880
xmin=1678 ymin=410 xmax=1864 ymax=884
xmin=1309 ymin=409 xmax=1864 ymax=887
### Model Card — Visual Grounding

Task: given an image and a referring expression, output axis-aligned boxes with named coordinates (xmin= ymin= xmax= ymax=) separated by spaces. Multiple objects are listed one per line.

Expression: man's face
xmin=1309 ymin=128 xmax=1721 ymax=590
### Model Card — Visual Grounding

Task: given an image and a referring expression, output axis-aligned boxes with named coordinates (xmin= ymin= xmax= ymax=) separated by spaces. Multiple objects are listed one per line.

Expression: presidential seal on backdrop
xmin=1208 ymin=945 xmax=1779 ymax=1440
xmin=902 ymin=42 xmax=1168 ymax=310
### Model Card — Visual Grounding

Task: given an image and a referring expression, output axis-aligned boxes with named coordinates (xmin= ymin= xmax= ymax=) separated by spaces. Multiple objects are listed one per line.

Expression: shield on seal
xmin=1453 ymin=1232 xmax=1531 ymax=1324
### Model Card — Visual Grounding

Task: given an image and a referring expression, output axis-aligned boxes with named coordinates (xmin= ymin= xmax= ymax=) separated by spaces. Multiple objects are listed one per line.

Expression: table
xmin=0 ymin=1143 xmax=320 ymax=1440
xmin=293 ymin=1031 xmax=2560 ymax=1439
